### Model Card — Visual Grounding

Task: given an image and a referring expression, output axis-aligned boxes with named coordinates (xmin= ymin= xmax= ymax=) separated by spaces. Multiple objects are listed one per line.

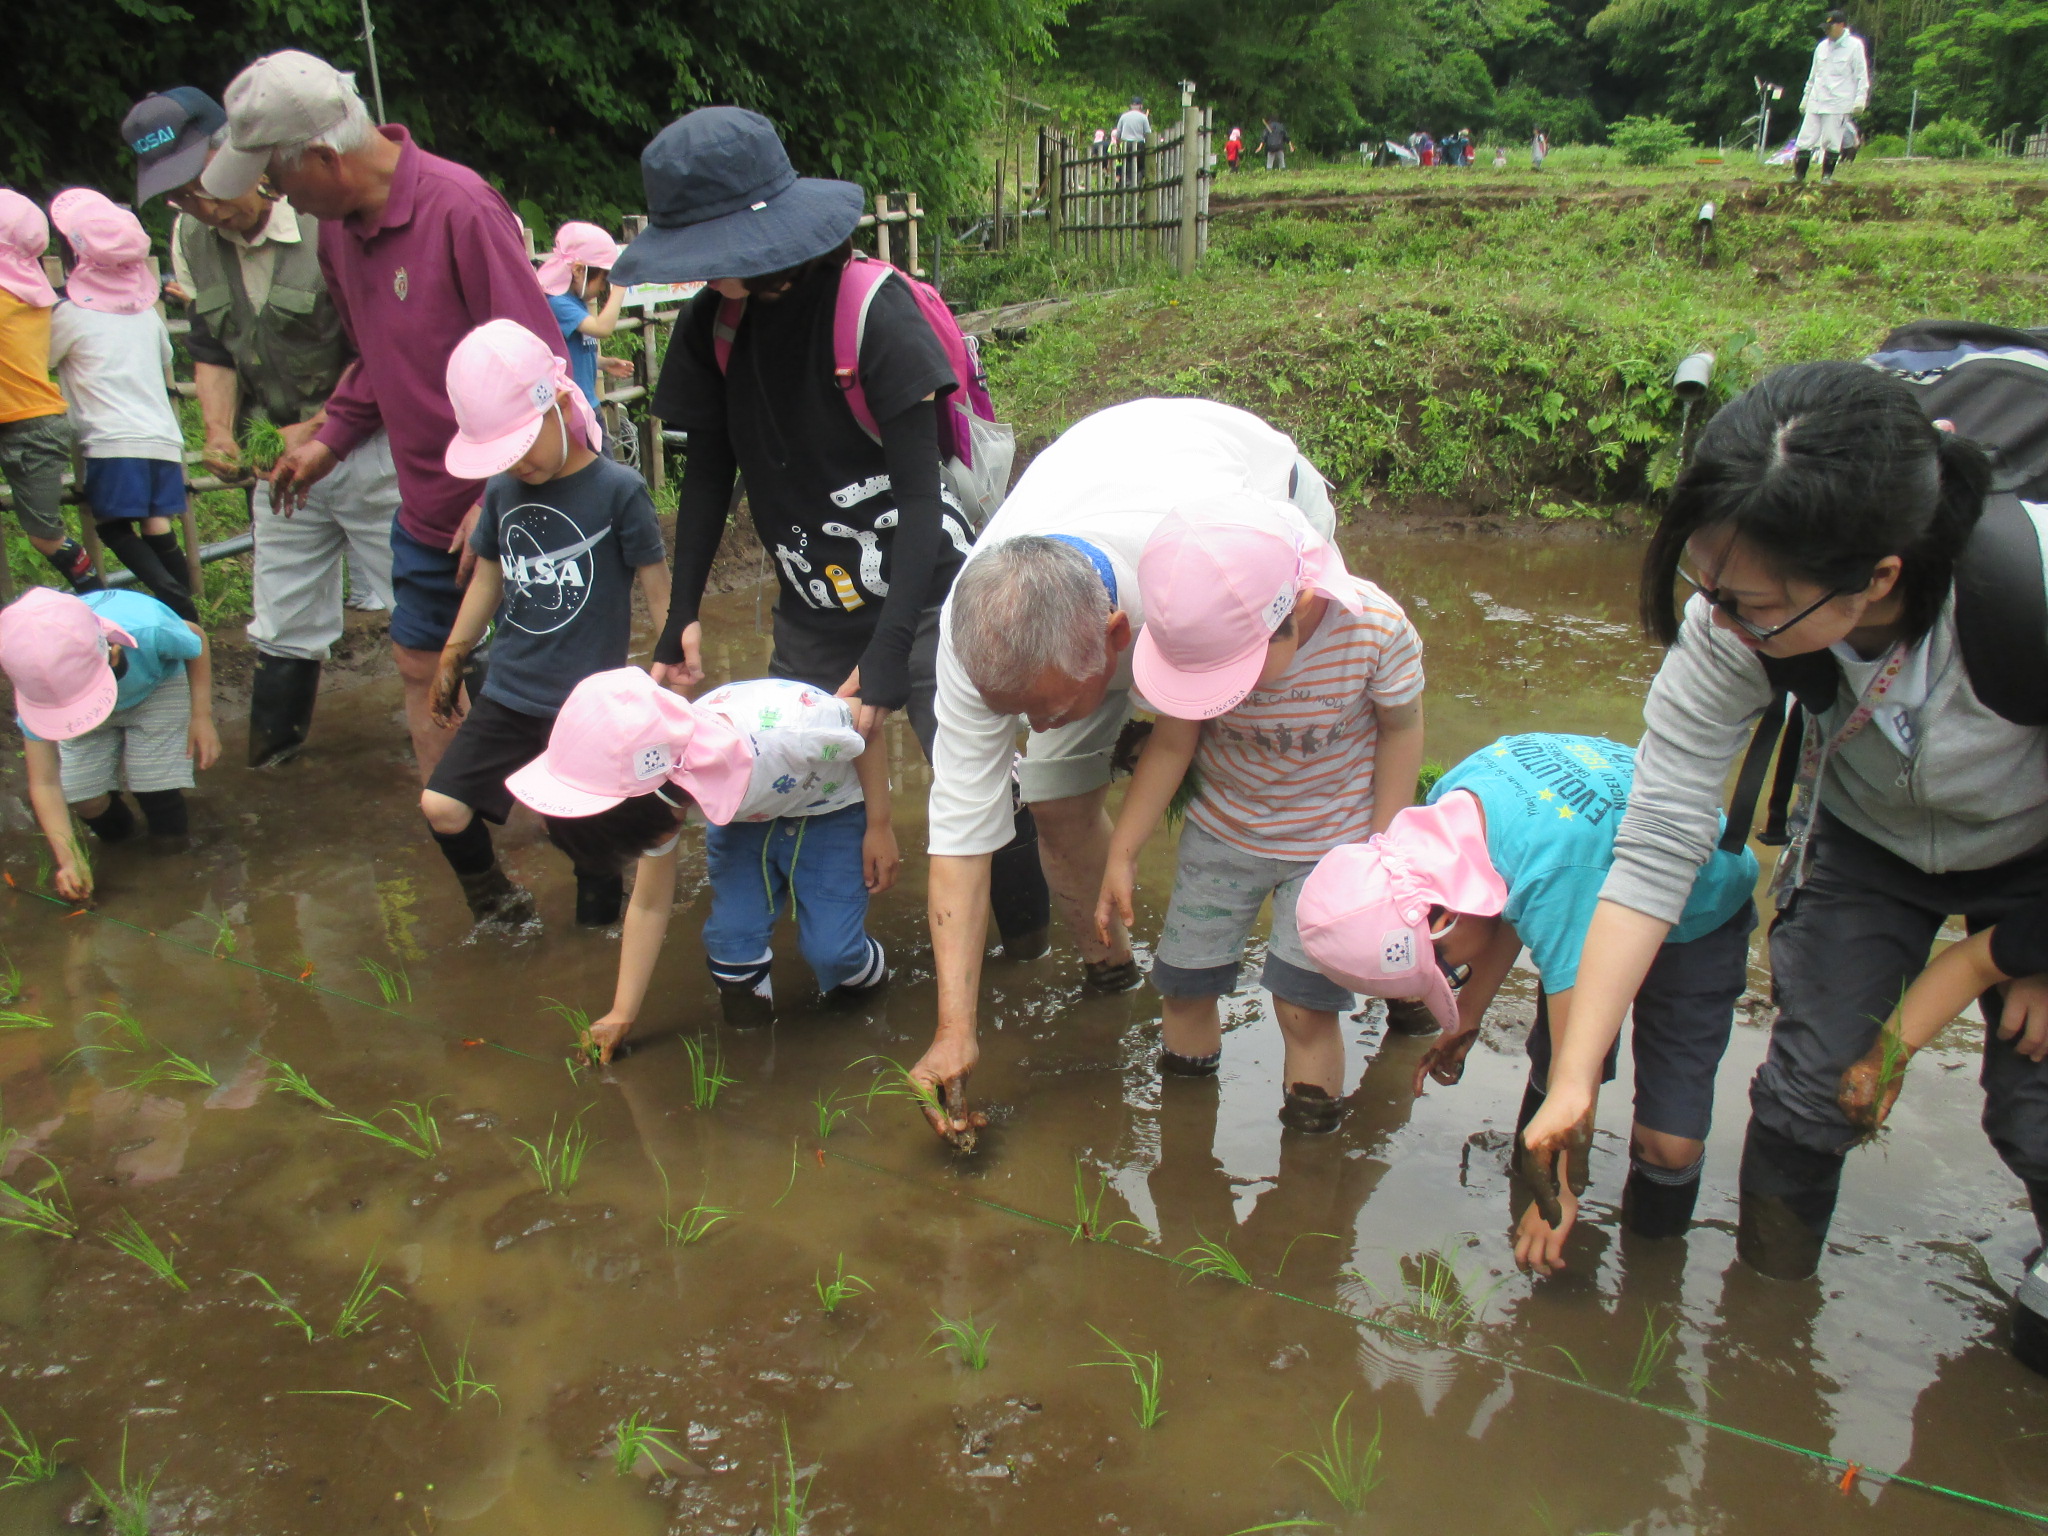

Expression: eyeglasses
xmin=1676 ymin=563 xmax=1849 ymax=642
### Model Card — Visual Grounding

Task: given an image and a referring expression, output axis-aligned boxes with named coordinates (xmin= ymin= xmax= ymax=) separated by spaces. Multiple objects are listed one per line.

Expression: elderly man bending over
xmin=911 ymin=397 xmax=1343 ymax=1136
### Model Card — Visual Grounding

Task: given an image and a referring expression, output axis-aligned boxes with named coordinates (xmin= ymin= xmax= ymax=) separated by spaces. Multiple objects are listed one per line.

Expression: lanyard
xmin=1769 ymin=639 xmax=1910 ymax=901
xmin=1045 ymin=535 xmax=1118 ymax=607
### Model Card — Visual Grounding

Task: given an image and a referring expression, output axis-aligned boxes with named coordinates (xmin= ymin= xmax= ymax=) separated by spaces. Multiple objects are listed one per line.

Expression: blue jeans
xmin=702 ymin=803 xmax=877 ymax=994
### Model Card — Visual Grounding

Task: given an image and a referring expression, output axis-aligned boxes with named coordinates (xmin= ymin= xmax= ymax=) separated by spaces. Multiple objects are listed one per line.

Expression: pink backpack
xmin=712 ymin=252 xmax=1014 ymax=528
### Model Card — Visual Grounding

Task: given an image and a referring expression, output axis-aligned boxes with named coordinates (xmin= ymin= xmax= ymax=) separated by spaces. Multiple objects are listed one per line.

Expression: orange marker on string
xmin=459 ymin=1038 xmax=487 ymax=1049
xmin=1838 ymin=1463 xmax=1862 ymax=1495
xmin=298 ymin=963 xmax=315 ymax=982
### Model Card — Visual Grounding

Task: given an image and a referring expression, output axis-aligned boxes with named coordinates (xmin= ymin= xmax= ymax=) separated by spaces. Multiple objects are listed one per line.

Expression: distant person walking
xmin=1531 ymin=129 xmax=1550 ymax=170
xmin=1225 ymin=125 xmax=1243 ymax=171
xmin=1116 ymin=98 xmax=1152 ymax=188
xmin=1794 ymin=9 xmax=1869 ymax=184
xmin=1262 ymin=116 xmax=1291 ymax=171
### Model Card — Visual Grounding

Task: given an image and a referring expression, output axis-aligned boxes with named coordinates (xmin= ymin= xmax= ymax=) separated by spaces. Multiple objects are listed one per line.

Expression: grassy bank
xmin=967 ymin=159 xmax=2048 ymax=522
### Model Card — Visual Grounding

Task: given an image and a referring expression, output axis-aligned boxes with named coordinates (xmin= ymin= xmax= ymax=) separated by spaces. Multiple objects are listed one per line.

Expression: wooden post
xmin=992 ymin=160 xmax=1005 ymax=253
xmin=904 ymin=193 xmax=922 ymax=277
xmin=1179 ymin=84 xmax=1201 ymax=275
xmin=874 ymin=194 xmax=893 ymax=266
xmin=180 ymin=499 xmax=206 ymax=603
xmin=1046 ymin=131 xmax=1062 ymax=249
xmin=639 ymin=312 xmax=664 ymax=497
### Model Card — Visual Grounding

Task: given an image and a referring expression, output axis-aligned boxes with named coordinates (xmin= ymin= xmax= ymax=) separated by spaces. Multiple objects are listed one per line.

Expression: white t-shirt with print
xmin=47 ymin=302 xmax=183 ymax=462
xmin=699 ymin=678 xmax=868 ymax=823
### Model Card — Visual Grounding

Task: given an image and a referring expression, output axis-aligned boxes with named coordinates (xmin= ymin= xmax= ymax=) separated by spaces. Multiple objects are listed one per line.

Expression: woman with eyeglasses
xmin=1296 ymin=734 xmax=1759 ymax=1271
xmin=1518 ymin=363 xmax=2048 ymax=1343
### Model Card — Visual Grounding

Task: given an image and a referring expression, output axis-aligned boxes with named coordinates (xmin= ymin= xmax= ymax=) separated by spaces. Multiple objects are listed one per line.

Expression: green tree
xmin=1908 ymin=0 xmax=2048 ymax=136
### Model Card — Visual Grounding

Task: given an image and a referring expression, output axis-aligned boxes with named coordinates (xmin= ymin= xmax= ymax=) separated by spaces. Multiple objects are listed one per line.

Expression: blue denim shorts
xmin=82 ymin=457 xmax=186 ymax=523
xmin=388 ymin=520 xmax=463 ymax=652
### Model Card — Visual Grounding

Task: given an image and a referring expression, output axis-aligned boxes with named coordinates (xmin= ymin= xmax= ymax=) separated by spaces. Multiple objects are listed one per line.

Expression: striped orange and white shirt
xmin=1184 ymin=582 xmax=1424 ymax=860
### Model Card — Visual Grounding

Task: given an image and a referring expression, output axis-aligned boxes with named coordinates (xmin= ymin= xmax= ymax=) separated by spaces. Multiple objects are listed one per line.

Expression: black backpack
xmin=1721 ymin=321 xmax=2048 ymax=852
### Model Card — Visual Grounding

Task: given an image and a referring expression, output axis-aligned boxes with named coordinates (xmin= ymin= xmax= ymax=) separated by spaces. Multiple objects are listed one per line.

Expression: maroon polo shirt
xmin=314 ymin=126 xmax=566 ymax=548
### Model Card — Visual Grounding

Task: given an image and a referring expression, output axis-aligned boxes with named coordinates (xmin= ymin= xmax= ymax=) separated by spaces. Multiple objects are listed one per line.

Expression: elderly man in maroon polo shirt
xmin=202 ymin=51 xmax=570 ymax=780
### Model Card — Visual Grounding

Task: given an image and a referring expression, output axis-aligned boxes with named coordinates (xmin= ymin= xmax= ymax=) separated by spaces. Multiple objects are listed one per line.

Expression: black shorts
xmin=424 ymin=695 xmax=555 ymax=824
xmin=1992 ymin=898 xmax=2048 ymax=979
xmin=770 ymin=603 xmax=942 ymax=760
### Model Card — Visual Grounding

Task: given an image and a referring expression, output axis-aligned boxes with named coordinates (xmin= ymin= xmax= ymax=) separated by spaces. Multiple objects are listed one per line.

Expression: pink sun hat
xmin=443 ymin=318 xmax=602 ymax=478
xmin=1296 ymin=792 xmax=1509 ymax=1033
xmin=0 ymin=191 xmax=57 ymax=308
xmin=1132 ymin=490 xmax=1380 ymax=719
xmin=0 ymin=588 xmax=139 ymax=741
xmin=47 ymin=189 xmax=160 ymax=315
xmin=507 ymin=668 xmax=755 ymax=826
xmin=536 ymin=221 xmax=624 ymax=296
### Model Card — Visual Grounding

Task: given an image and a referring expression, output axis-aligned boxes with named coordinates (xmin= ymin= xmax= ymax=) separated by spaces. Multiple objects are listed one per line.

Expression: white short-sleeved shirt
xmin=929 ymin=397 xmax=1331 ymax=859
xmin=47 ymin=302 xmax=183 ymax=462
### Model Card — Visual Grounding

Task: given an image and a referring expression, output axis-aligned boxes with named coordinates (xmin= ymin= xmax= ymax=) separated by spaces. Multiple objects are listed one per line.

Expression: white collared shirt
xmin=171 ymin=196 xmax=303 ymax=312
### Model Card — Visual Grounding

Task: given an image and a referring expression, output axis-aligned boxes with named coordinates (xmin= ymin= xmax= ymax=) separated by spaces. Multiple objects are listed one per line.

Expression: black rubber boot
xmin=43 ymin=539 xmax=102 ymax=593
xmin=574 ymin=870 xmax=624 ymax=927
xmin=132 ymin=788 xmax=187 ymax=838
xmin=716 ymin=979 xmax=776 ymax=1026
xmin=1736 ymin=1118 xmax=1842 ymax=1281
xmin=453 ymin=863 xmax=537 ymax=928
xmin=989 ymin=807 xmax=1051 ymax=959
xmin=1279 ymin=1082 xmax=1344 ymax=1135
xmin=80 ymin=793 xmax=137 ymax=843
xmin=1623 ymin=1155 xmax=1704 ymax=1239
xmin=247 ymin=654 xmax=322 ymax=768
xmin=1084 ymin=956 xmax=1145 ymax=993
xmin=1383 ymin=996 xmax=1441 ymax=1036
xmin=1159 ymin=1046 xmax=1222 ymax=1078
xmin=1820 ymin=151 xmax=1838 ymax=182
xmin=97 ymin=522 xmax=197 ymax=621
xmin=1792 ymin=149 xmax=1812 ymax=183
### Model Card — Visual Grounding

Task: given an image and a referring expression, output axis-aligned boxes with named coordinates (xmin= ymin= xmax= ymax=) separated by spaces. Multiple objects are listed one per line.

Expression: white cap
xmin=201 ymin=51 xmax=364 ymax=199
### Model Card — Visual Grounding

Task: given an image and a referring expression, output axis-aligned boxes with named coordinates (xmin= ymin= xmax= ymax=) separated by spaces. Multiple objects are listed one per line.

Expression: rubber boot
xmin=97 ymin=522 xmax=197 ymax=621
xmin=1820 ymin=151 xmax=1838 ymax=183
xmin=79 ymin=793 xmax=137 ymax=844
xmin=990 ymin=807 xmax=1051 ymax=960
xmin=133 ymin=788 xmax=187 ymax=838
xmin=1279 ymin=1082 xmax=1344 ymax=1135
xmin=43 ymin=539 xmax=102 ymax=593
xmin=709 ymin=953 xmax=776 ymax=1025
xmin=823 ymin=937 xmax=890 ymax=1007
xmin=247 ymin=654 xmax=322 ymax=768
xmin=1160 ymin=1046 xmax=1222 ymax=1078
xmin=1736 ymin=1118 xmax=1842 ymax=1280
xmin=574 ymin=870 xmax=624 ymax=927
xmin=2016 ymin=1181 xmax=2048 ymax=1377
xmin=454 ymin=863 xmax=537 ymax=928
xmin=1084 ymin=955 xmax=1145 ymax=993
xmin=1622 ymin=1154 xmax=1704 ymax=1239
xmin=1383 ymin=996 xmax=1441 ymax=1036
xmin=1793 ymin=149 xmax=1812 ymax=184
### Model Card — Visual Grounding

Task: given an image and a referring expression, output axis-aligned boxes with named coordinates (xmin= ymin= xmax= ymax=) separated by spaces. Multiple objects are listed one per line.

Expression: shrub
xmin=1607 ymin=115 xmax=1693 ymax=167
xmin=1861 ymin=132 xmax=1907 ymax=158
xmin=1916 ymin=118 xmax=1987 ymax=159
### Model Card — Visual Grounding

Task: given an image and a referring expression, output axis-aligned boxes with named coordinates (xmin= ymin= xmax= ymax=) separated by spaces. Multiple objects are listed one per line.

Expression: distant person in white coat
xmin=1795 ymin=9 xmax=1870 ymax=184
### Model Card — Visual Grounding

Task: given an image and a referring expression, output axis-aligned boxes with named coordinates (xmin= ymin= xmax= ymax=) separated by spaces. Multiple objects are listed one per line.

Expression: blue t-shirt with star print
xmin=1429 ymin=734 xmax=1758 ymax=993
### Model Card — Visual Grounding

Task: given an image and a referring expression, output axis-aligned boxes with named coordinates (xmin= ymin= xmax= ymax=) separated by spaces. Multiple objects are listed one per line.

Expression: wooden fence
xmin=1041 ymin=96 xmax=1214 ymax=272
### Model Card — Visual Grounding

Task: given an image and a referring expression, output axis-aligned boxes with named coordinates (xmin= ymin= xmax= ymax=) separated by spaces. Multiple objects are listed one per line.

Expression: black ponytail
xmin=543 ymin=792 xmax=686 ymax=876
xmin=1641 ymin=360 xmax=1991 ymax=646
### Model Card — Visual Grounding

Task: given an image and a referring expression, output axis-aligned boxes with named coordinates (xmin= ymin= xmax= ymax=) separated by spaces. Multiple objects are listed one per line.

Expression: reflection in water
xmin=0 ymin=534 xmax=2044 ymax=1532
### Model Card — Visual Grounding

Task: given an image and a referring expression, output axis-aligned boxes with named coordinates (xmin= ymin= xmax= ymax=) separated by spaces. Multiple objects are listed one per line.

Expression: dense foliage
xmin=4 ymin=0 xmax=1061 ymax=222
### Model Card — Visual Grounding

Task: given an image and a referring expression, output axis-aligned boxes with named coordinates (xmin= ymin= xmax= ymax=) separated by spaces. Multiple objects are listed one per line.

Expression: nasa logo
xmin=497 ymin=505 xmax=614 ymax=634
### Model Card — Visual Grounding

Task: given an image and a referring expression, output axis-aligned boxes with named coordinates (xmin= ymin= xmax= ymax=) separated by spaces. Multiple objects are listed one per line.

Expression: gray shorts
xmin=58 ymin=679 xmax=195 ymax=802
xmin=1018 ymin=687 xmax=1134 ymax=806
xmin=1152 ymin=819 xmax=1355 ymax=1012
xmin=0 ymin=413 xmax=76 ymax=543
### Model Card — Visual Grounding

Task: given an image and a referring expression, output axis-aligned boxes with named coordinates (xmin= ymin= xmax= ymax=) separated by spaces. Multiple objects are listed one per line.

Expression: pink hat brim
xmin=676 ymin=708 xmax=754 ymax=826
xmin=1131 ymin=627 xmax=1268 ymax=720
xmin=444 ymin=415 xmax=543 ymax=481
xmin=17 ymin=668 xmax=120 ymax=741
xmin=0 ymin=256 xmax=56 ymax=308
xmin=505 ymin=754 xmax=628 ymax=819
xmin=64 ymin=266 xmax=161 ymax=316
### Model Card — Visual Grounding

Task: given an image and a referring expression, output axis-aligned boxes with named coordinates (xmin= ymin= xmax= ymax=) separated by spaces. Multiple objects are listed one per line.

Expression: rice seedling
xmin=812 ymin=1084 xmax=859 ymax=1141
xmin=1626 ymin=1304 xmax=1684 ymax=1398
xmin=1176 ymin=1230 xmax=1254 ymax=1285
xmin=0 ymin=1158 xmax=75 ymax=1239
xmin=325 ymin=1097 xmax=442 ymax=1158
xmin=288 ymin=1388 xmax=410 ymax=1417
xmin=767 ymin=1417 xmax=813 ymax=1535
xmin=1278 ymin=1393 xmax=1383 ymax=1515
xmin=1068 ymin=1158 xmax=1140 ymax=1243
xmin=81 ymin=1426 xmax=158 ymax=1536
xmin=0 ymin=1405 xmax=70 ymax=1489
xmin=1542 ymin=1344 xmax=1589 ymax=1382
xmin=191 ymin=907 xmax=237 ymax=959
xmin=654 ymin=1163 xmax=734 ymax=1247
xmin=101 ymin=1211 xmax=186 ymax=1290
xmin=770 ymin=1136 xmax=801 ymax=1208
xmin=512 ymin=1106 xmax=594 ymax=1195
xmin=0 ymin=947 xmax=21 ymax=1006
xmin=358 ymin=957 xmax=412 ymax=1005
xmin=331 ymin=1250 xmax=400 ymax=1338
xmin=64 ymin=1005 xmax=147 ymax=1067
xmin=1080 ymin=1326 xmax=1164 ymax=1428
xmin=1354 ymin=1240 xmax=1502 ymax=1344
xmin=1227 ymin=1523 xmax=1331 ymax=1533
xmin=927 ymin=1311 xmax=995 ymax=1369
xmin=62 ymin=833 xmax=93 ymax=899
xmin=858 ymin=1054 xmax=942 ymax=1118
xmin=0 ymin=1008 xmax=52 ymax=1031
xmin=610 ymin=1408 xmax=682 ymax=1475
xmin=259 ymin=1057 xmax=332 ymax=1109
xmin=124 ymin=1046 xmax=219 ymax=1093
xmin=419 ymin=1330 xmax=500 ymax=1412
xmin=813 ymin=1253 xmax=873 ymax=1315
xmin=682 ymin=1033 xmax=735 ymax=1110
xmin=1274 ymin=1231 xmax=1343 ymax=1279
xmin=546 ymin=998 xmax=601 ymax=1071
xmin=230 ymin=1269 xmax=316 ymax=1342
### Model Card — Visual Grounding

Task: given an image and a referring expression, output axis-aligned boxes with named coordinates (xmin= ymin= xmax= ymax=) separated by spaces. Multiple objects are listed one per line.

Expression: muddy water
xmin=2 ymin=532 xmax=2044 ymax=1536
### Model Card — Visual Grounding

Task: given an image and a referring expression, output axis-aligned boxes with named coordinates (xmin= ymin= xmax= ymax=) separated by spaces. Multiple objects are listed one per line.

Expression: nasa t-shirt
xmin=470 ymin=455 xmax=667 ymax=717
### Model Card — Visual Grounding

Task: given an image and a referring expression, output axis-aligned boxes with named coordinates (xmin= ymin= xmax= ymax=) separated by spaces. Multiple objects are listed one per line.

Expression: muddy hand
xmin=937 ymin=1079 xmax=990 ymax=1152
xmin=591 ymin=1017 xmax=631 ymax=1065
xmin=1837 ymin=1035 xmax=1911 ymax=1132
xmin=429 ymin=643 xmax=470 ymax=728
xmin=1414 ymin=1024 xmax=1481 ymax=1095
xmin=1515 ymin=1116 xmax=1590 ymax=1229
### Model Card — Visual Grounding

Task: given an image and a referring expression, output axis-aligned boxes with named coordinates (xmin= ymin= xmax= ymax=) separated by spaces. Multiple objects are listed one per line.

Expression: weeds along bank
xmin=969 ymin=163 xmax=2048 ymax=523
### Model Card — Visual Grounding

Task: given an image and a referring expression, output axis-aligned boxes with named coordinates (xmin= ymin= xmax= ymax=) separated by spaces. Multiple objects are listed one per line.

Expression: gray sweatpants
xmin=248 ymin=428 xmax=398 ymax=661
xmin=1758 ymin=810 xmax=2048 ymax=1182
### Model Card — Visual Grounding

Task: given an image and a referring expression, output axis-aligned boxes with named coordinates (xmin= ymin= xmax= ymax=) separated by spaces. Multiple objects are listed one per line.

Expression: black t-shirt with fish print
xmin=469 ymin=454 xmax=667 ymax=716
xmin=651 ymin=261 xmax=966 ymax=635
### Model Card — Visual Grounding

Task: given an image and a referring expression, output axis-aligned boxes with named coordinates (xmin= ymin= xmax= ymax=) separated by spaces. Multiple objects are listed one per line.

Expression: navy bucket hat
xmin=611 ymin=107 xmax=865 ymax=285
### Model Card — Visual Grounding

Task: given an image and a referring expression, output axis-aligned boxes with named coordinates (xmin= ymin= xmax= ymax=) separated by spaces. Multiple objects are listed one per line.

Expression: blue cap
xmin=122 ymin=88 xmax=229 ymax=204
